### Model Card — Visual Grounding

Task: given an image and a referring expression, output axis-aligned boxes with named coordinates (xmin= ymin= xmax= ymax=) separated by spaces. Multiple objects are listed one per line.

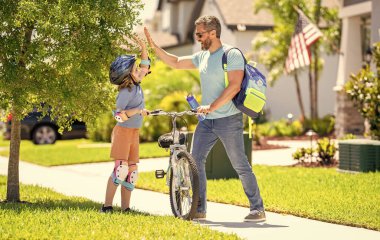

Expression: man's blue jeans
xmin=191 ymin=113 xmax=264 ymax=213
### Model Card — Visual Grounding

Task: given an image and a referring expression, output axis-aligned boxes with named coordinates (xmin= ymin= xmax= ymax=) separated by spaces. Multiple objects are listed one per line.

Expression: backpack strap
xmin=222 ymin=47 xmax=247 ymax=87
xmin=222 ymin=47 xmax=256 ymax=139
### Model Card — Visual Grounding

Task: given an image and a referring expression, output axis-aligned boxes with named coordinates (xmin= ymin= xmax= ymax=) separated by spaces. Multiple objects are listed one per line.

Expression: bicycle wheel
xmin=169 ymin=151 xmax=199 ymax=220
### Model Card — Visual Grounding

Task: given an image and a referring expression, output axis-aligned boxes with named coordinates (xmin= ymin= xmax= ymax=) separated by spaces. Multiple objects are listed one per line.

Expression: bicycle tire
xmin=169 ymin=151 xmax=199 ymax=220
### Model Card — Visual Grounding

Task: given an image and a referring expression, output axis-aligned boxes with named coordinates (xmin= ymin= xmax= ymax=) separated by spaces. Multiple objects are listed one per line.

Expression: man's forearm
xmin=151 ymin=43 xmax=179 ymax=68
xmin=210 ymin=84 xmax=240 ymax=111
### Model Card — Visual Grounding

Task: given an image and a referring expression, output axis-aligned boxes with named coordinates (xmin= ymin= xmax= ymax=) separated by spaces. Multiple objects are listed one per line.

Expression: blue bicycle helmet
xmin=109 ymin=55 xmax=136 ymax=85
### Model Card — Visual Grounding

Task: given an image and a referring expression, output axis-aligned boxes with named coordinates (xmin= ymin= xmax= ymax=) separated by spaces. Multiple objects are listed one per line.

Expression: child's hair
xmin=118 ymin=74 xmax=134 ymax=91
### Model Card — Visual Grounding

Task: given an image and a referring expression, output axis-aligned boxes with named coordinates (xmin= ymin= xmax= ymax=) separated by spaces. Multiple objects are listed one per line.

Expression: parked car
xmin=4 ymin=110 xmax=87 ymax=144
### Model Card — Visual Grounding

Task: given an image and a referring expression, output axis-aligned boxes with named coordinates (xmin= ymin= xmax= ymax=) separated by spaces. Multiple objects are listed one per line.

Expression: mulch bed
xmin=291 ymin=161 xmax=338 ymax=168
xmin=253 ymin=142 xmax=289 ymax=151
xmin=264 ymin=136 xmax=312 ymax=141
xmin=252 ymin=138 xmax=289 ymax=151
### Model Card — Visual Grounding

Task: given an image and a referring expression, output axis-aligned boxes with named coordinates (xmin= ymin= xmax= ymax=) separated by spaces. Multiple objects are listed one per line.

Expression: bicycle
xmin=149 ymin=109 xmax=200 ymax=220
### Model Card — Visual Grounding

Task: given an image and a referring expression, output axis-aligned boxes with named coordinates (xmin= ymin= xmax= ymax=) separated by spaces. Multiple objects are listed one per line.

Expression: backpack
xmin=222 ymin=47 xmax=267 ymax=119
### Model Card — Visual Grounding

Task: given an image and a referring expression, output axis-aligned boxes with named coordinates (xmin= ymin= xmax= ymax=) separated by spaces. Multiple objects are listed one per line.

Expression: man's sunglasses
xmin=194 ymin=30 xmax=212 ymax=38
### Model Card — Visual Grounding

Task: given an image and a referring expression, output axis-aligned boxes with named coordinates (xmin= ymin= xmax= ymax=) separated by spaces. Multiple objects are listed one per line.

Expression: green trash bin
xmin=186 ymin=132 xmax=252 ymax=179
xmin=338 ymin=139 xmax=380 ymax=172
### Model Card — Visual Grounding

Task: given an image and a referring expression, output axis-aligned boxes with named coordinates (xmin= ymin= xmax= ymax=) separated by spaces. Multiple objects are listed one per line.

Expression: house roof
xmin=155 ymin=0 xmax=340 ymax=47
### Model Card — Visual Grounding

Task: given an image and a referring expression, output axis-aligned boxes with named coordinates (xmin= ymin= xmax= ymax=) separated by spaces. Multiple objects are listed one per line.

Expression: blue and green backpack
xmin=222 ymin=47 xmax=267 ymax=137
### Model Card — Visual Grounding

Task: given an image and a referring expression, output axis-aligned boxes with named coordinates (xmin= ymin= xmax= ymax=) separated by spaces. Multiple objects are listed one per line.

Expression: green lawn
xmin=2 ymin=138 xmax=380 ymax=232
xmin=137 ymin=166 xmax=380 ymax=231
xmin=0 ymin=176 xmax=239 ymax=240
xmin=0 ymin=136 xmax=8 ymax=147
xmin=0 ymin=139 xmax=168 ymax=166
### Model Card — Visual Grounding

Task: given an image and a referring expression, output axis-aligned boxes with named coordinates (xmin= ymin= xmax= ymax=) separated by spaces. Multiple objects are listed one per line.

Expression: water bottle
xmin=186 ymin=94 xmax=206 ymax=121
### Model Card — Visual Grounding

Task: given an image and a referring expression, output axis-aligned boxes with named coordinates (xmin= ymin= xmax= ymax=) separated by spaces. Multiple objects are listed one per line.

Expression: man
xmin=144 ymin=15 xmax=265 ymax=222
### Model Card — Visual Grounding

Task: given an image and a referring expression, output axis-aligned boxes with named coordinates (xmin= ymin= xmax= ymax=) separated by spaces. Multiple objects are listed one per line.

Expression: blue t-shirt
xmin=189 ymin=44 xmax=244 ymax=119
xmin=116 ymin=85 xmax=145 ymax=128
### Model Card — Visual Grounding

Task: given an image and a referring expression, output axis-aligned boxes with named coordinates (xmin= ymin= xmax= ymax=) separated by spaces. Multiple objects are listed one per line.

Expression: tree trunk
xmin=313 ymin=45 xmax=319 ymax=119
xmin=308 ymin=63 xmax=315 ymax=120
xmin=6 ymin=105 xmax=21 ymax=202
xmin=313 ymin=0 xmax=321 ymax=120
xmin=294 ymin=73 xmax=306 ymax=122
xmin=6 ymin=24 xmax=34 ymax=202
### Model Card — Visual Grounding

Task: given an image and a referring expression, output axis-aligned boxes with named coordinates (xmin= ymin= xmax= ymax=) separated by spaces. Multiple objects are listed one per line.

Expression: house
xmin=144 ymin=0 xmax=340 ymax=121
xmin=334 ymin=0 xmax=380 ymax=137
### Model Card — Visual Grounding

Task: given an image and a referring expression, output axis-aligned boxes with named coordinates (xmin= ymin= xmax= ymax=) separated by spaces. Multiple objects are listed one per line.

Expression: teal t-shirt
xmin=190 ymin=44 xmax=244 ymax=119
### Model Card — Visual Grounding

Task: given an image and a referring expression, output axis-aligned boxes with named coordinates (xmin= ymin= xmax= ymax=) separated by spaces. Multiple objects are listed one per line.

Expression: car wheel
xmin=32 ymin=125 xmax=58 ymax=144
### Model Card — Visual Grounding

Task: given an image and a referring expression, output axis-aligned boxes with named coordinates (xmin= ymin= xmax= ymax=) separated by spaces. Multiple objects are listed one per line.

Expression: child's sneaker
xmin=100 ymin=205 xmax=113 ymax=213
xmin=122 ymin=208 xmax=131 ymax=213
xmin=244 ymin=210 xmax=266 ymax=222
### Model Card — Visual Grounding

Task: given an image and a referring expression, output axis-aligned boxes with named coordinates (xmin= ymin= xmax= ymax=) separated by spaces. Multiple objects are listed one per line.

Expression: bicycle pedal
xmin=155 ymin=169 xmax=166 ymax=179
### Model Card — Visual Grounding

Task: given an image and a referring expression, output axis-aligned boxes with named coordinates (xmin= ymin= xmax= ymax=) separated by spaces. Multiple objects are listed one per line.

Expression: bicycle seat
xmin=158 ymin=133 xmax=186 ymax=148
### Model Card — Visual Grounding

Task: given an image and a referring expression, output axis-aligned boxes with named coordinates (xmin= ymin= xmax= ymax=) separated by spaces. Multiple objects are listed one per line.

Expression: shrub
xmin=316 ymin=138 xmax=337 ymax=166
xmin=256 ymin=119 xmax=304 ymax=137
xmin=303 ymin=114 xmax=335 ymax=136
xmin=345 ymin=42 xmax=380 ymax=139
xmin=87 ymin=112 xmax=114 ymax=142
xmin=339 ymin=133 xmax=356 ymax=140
xmin=292 ymin=138 xmax=337 ymax=166
xmin=292 ymin=147 xmax=315 ymax=163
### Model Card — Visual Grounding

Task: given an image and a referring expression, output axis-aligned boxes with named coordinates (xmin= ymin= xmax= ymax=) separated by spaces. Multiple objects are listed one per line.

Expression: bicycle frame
xmin=150 ymin=110 xmax=195 ymax=185
xmin=150 ymin=109 xmax=200 ymax=219
xmin=167 ymin=114 xmax=187 ymax=187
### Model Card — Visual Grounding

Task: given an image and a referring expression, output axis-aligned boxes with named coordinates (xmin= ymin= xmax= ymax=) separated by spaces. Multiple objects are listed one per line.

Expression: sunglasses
xmin=194 ymin=30 xmax=212 ymax=39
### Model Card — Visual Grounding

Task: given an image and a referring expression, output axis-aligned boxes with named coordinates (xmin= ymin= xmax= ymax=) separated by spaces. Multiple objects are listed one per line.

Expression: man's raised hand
xmin=144 ymin=27 xmax=156 ymax=49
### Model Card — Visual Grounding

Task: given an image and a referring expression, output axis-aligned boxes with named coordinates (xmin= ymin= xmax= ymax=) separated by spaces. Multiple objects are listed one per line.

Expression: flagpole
xmin=293 ymin=5 xmax=302 ymax=14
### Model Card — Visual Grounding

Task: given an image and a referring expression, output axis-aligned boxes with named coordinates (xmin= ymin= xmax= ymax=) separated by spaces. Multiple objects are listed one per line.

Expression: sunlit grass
xmin=0 ymin=176 xmax=240 ymax=240
xmin=0 ymin=139 xmax=168 ymax=166
xmin=137 ymin=166 xmax=380 ymax=231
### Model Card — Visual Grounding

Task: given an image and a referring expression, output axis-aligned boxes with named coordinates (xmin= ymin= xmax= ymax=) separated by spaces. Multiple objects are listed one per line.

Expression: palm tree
xmin=253 ymin=0 xmax=340 ymax=121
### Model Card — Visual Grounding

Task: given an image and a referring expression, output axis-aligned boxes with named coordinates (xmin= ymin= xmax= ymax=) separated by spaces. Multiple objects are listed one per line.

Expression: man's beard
xmin=201 ymin=39 xmax=212 ymax=50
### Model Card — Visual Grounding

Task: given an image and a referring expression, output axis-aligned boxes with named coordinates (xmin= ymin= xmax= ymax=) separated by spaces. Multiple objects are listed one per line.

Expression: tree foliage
xmin=0 ymin=0 xmax=143 ymax=125
xmin=0 ymin=0 xmax=143 ymax=201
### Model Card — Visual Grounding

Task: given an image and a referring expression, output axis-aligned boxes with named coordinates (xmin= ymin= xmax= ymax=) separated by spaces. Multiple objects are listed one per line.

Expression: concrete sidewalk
xmin=1 ymin=145 xmax=380 ymax=239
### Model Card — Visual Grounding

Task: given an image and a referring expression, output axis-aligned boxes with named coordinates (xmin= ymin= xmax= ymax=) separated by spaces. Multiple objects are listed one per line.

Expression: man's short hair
xmin=195 ymin=16 xmax=221 ymax=38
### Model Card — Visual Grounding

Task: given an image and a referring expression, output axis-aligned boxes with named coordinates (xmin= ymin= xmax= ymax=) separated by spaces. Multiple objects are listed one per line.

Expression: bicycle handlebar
xmin=149 ymin=109 xmax=198 ymax=117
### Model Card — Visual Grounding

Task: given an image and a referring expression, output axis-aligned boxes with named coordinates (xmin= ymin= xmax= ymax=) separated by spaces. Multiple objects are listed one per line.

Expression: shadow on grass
xmin=0 ymin=199 xmax=150 ymax=216
xmin=195 ymin=220 xmax=288 ymax=229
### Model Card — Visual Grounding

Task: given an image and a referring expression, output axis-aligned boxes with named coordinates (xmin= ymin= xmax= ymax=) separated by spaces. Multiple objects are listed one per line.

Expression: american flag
xmin=285 ymin=10 xmax=322 ymax=74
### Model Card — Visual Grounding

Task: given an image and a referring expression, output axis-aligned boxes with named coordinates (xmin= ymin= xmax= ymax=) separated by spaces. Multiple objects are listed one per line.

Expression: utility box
xmin=186 ymin=132 xmax=252 ymax=179
xmin=338 ymin=139 xmax=380 ymax=172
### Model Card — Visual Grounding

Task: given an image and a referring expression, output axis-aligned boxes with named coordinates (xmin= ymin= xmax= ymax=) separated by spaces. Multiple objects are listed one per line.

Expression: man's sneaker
xmin=244 ymin=210 xmax=266 ymax=222
xmin=99 ymin=205 xmax=113 ymax=213
xmin=192 ymin=212 xmax=206 ymax=220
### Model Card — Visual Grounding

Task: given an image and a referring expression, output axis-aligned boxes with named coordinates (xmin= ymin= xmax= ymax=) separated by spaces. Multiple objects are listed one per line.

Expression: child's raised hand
xmin=118 ymin=35 xmax=132 ymax=51
xmin=132 ymin=35 xmax=146 ymax=49
xmin=123 ymin=34 xmax=145 ymax=51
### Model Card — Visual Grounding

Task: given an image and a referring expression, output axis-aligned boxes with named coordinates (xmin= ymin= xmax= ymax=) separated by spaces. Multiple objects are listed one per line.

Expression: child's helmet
xmin=109 ymin=55 xmax=136 ymax=85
